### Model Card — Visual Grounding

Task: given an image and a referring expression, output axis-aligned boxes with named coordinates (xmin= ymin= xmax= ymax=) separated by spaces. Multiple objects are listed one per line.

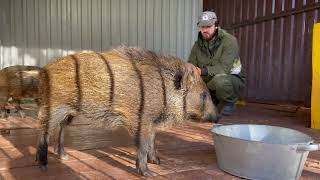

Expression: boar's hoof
xmin=54 ymin=149 xmax=69 ymax=160
xmin=148 ymin=156 xmax=160 ymax=165
xmin=19 ymin=111 xmax=26 ymax=119
xmin=136 ymin=159 xmax=154 ymax=177
xmin=59 ymin=154 xmax=69 ymax=160
xmin=39 ymin=165 xmax=48 ymax=172
xmin=137 ymin=168 xmax=153 ymax=177
xmin=213 ymin=114 xmax=222 ymax=123
xmin=1 ymin=112 xmax=7 ymax=119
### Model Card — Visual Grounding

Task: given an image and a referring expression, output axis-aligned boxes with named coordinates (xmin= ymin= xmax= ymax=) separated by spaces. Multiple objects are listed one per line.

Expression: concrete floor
xmin=0 ymin=103 xmax=319 ymax=179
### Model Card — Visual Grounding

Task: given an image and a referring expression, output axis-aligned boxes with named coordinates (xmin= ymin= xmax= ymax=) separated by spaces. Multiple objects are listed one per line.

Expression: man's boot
xmin=218 ymin=102 xmax=236 ymax=116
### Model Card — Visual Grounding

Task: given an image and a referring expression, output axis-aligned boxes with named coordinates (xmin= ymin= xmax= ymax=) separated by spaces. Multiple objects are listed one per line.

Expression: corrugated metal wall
xmin=0 ymin=0 xmax=202 ymax=68
xmin=204 ymin=0 xmax=320 ymax=106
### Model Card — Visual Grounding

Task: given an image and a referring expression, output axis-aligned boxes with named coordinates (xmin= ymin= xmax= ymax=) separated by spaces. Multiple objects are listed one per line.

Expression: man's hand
xmin=195 ymin=67 xmax=202 ymax=76
xmin=185 ymin=63 xmax=202 ymax=76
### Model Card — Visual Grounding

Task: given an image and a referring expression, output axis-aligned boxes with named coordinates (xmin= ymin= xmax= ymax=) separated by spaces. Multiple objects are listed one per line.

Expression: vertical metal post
xmin=312 ymin=23 xmax=320 ymax=129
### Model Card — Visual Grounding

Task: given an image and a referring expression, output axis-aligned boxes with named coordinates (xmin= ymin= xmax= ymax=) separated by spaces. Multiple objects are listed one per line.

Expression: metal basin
xmin=211 ymin=124 xmax=320 ymax=180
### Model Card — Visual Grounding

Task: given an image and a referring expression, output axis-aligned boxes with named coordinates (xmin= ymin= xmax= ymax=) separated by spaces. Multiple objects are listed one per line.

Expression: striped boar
xmin=0 ymin=65 xmax=41 ymax=119
xmin=36 ymin=47 xmax=217 ymax=176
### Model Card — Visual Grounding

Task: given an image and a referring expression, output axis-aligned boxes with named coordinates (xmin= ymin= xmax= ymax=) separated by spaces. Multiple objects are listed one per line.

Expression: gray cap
xmin=197 ymin=11 xmax=217 ymax=27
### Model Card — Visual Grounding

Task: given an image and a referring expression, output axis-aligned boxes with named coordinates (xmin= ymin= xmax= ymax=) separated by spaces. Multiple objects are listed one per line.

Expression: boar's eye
xmin=200 ymin=92 xmax=207 ymax=112
xmin=200 ymin=92 xmax=207 ymax=101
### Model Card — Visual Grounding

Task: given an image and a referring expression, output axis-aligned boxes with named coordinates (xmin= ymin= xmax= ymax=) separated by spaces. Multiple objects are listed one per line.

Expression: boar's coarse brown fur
xmin=0 ymin=65 xmax=41 ymax=119
xmin=36 ymin=47 xmax=217 ymax=176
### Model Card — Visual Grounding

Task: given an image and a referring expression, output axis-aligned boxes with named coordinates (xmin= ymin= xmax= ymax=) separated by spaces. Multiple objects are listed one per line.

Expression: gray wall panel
xmin=154 ymin=0 xmax=162 ymax=53
xmin=161 ymin=0 xmax=170 ymax=54
xmin=146 ymin=0 xmax=154 ymax=50
xmin=128 ymin=0 xmax=138 ymax=46
xmin=0 ymin=0 xmax=202 ymax=68
xmin=169 ymin=0 xmax=178 ymax=56
xmin=184 ymin=0 xmax=192 ymax=60
xmin=101 ymin=0 xmax=111 ymax=51
xmin=81 ymin=0 xmax=91 ymax=50
xmin=176 ymin=0 xmax=184 ymax=58
xmin=137 ymin=0 xmax=146 ymax=48
xmin=111 ymin=0 xmax=120 ymax=46
xmin=120 ymin=0 xmax=129 ymax=45
xmin=92 ymin=0 xmax=102 ymax=51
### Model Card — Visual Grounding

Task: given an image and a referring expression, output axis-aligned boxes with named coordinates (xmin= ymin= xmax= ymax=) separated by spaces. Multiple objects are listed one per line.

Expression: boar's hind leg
xmin=36 ymin=130 xmax=49 ymax=172
xmin=147 ymin=131 xmax=160 ymax=165
xmin=0 ymin=99 xmax=8 ymax=119
xmin=0 ymin=108 xmax=7 ymax=119
xmin=13 ymin=99 xmax=26 ymax=119
xmin=136 ymin=128 xmax=157 ymax=177
xmin=54 ymin=115 xmax=73 ymax=160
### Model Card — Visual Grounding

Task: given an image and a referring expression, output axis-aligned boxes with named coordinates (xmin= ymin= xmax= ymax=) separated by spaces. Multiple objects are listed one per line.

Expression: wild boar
xmin=35 ymin=47 xmax=217 ymax=176
xmin=0 ymin=65 xmax=41 ymax=119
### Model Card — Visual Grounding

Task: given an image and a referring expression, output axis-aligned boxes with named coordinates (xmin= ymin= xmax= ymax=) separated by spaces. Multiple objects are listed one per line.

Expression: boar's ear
xmin=174 ymin=71 xmax=183 ymax=90
xmin=183 ymin=70 xmax=195 ymax=89
xmin=174 ymin=70 xmax=195 ymax=90
xmin=183 ymin=63 xmax=196 ymax=87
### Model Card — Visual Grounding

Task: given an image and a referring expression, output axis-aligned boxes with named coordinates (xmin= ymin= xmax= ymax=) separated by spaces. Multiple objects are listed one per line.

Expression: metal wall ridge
xmin=228 ymin=1 xmax=320 ymax=30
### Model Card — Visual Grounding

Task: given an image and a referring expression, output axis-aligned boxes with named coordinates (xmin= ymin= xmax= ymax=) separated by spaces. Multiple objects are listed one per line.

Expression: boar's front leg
xmin=53 ymin=123 xmax=67 ymax=160
xmin=136 ymin=127 xmax=155 ymax=177
xmin=147 ymin=130 xmax=160 ymax=165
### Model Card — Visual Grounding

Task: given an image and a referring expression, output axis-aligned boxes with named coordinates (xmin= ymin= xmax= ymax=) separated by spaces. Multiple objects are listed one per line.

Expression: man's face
xmin=199 ymin=25 xmax=217 ymax=41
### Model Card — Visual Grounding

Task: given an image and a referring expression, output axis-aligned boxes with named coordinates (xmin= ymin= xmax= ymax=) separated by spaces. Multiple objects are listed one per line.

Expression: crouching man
xmin=188 ymin=11 xmax=245 ymax=117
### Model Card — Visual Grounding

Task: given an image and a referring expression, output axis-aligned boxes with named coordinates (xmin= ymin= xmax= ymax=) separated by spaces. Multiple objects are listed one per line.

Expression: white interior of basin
xmin=212 ymin=124 xmax=313 ymax=144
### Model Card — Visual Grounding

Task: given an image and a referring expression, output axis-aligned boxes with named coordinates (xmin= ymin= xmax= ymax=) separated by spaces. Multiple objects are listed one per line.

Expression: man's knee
xmin=207 ymin=74 xmax=237 ymax=103
xmin=211 ymin=74 xmax=233 ymax=91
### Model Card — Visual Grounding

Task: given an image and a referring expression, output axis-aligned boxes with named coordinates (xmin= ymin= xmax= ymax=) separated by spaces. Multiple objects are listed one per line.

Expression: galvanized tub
xmin=211 ymin=124 xmax=320 ymax=180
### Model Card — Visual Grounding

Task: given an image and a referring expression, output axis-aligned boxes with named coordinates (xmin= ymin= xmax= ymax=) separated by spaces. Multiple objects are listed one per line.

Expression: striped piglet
xmin=0 ymin=65 xmax=41 ymax=119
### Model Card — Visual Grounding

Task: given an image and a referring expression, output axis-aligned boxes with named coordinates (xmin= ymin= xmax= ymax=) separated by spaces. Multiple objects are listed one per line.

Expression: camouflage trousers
xmin=205 ymin=74 xmax=245 ymax=108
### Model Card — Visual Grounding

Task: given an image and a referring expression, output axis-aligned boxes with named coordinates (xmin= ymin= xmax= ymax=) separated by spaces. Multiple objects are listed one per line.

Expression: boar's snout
xmin=201 ymin=92 xmax=220 ymax=123
xmin=203 ymin=113 xmax=221 ymax=123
